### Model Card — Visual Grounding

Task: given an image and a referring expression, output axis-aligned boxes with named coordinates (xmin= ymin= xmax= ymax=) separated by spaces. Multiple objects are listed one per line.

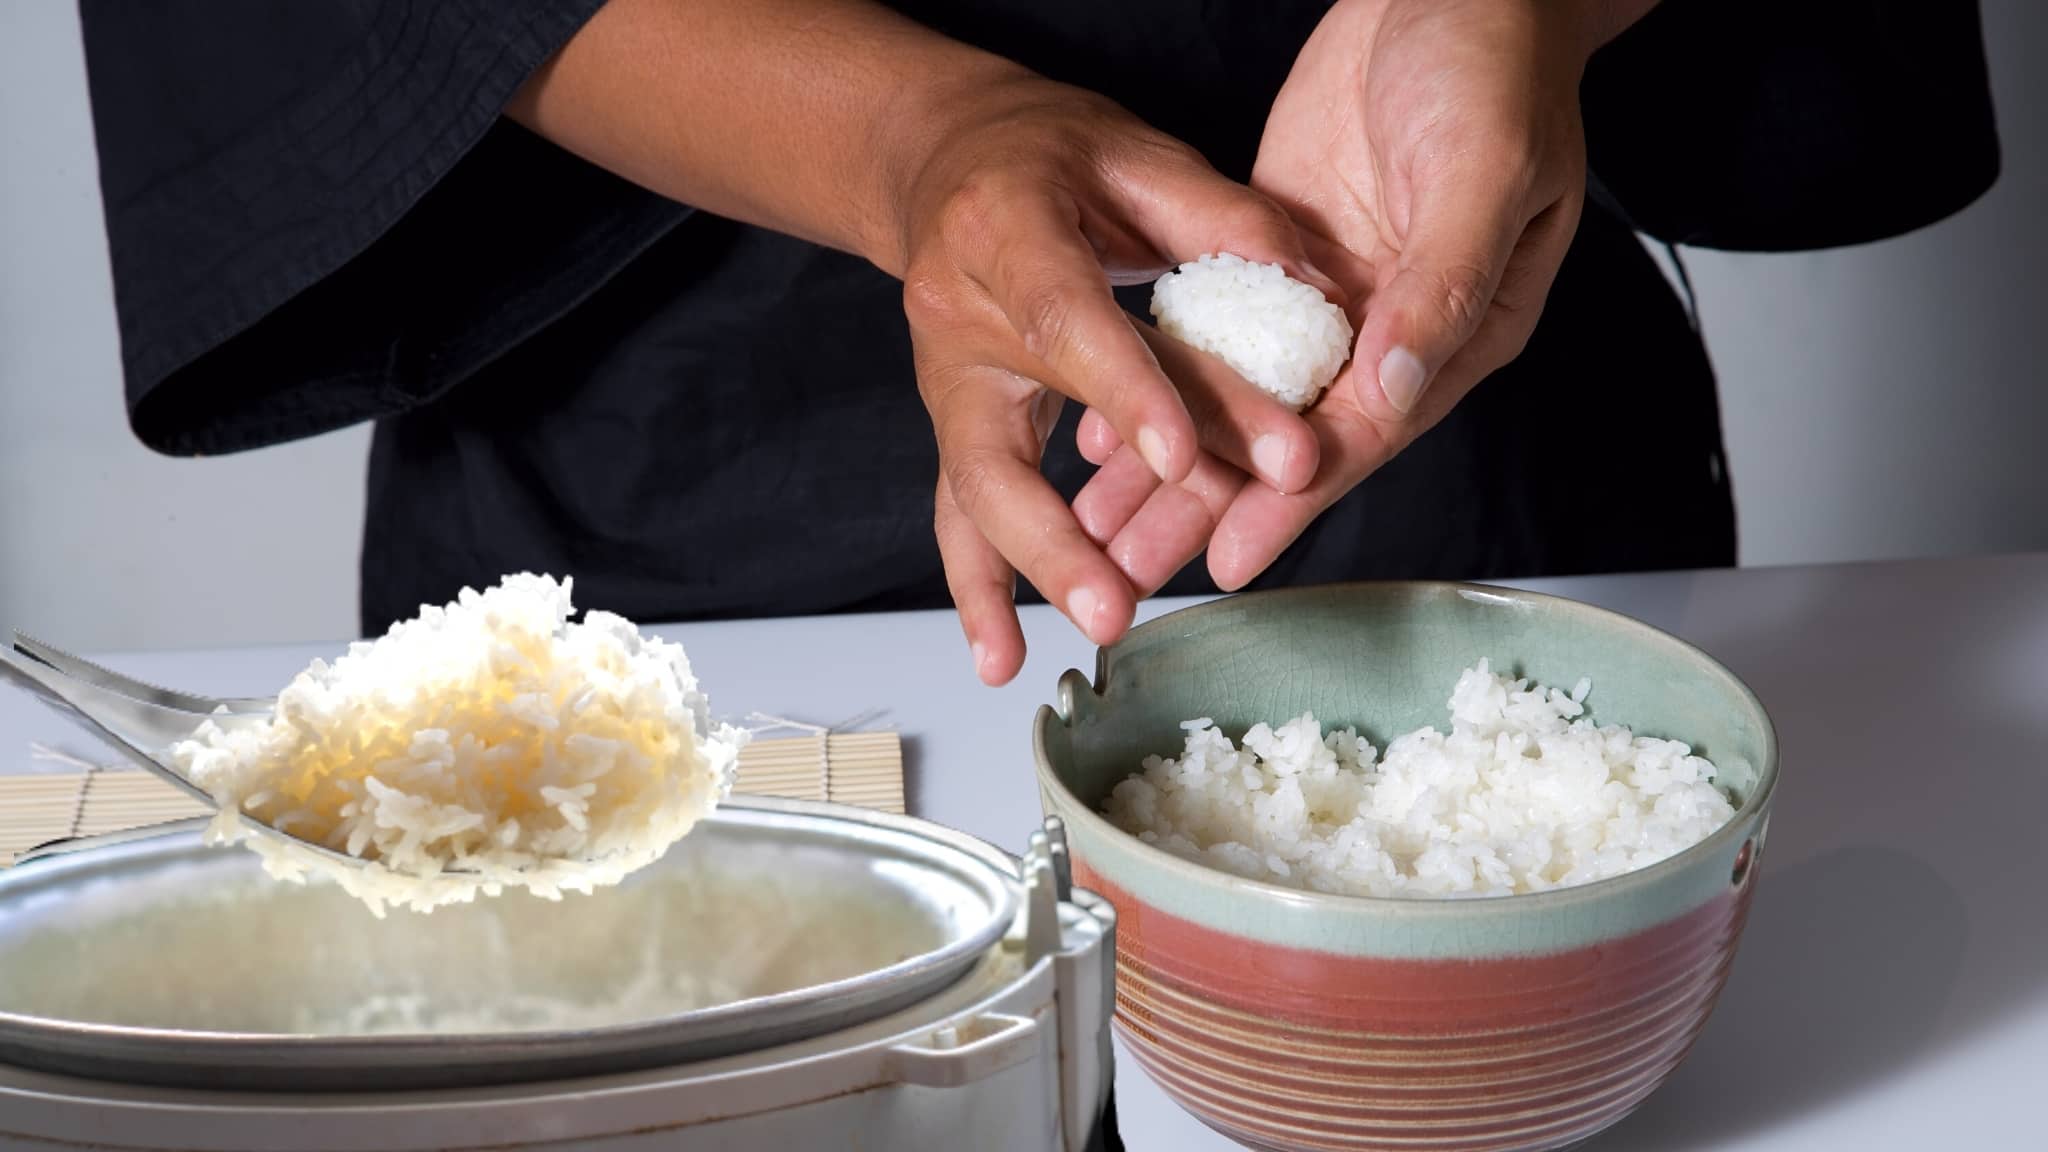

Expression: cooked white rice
xmin=1104 ymin=661 xmax=1737 ymax=898
xmin=170 ymin=574 xmax=746 ymax=916
xmin=1150 ymin=252 xmax=1353 ymax=410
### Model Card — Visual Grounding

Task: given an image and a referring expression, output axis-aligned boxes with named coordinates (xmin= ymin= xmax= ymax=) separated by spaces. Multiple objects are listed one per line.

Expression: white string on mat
xmin=28 ymin=744 xmax=106 ymax=839
xmin=738 ymin=709 xmax=893 ymax=736
xmin=742 ymin=710 xmax=894 ymax=804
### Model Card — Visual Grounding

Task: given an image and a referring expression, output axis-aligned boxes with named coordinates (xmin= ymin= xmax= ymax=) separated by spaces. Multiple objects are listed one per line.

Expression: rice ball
xmin=1150 ymin=252 xmax=1354 ymax=410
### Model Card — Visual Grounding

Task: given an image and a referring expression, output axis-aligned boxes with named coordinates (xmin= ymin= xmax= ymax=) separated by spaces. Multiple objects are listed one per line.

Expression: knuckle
xmin=1483 ymin=269 xmax=1548 ymax=362
xmin=1015 ymin=280 xmax=1079 ymax=365
xmin=1091 ymin=369 xmax=1149 ymax=433
xmin=937 ymin=171 xmax=1008 ymax=248
xmin=943 ymin=445 xmax=1009 ymax=519
xmin=1090 ymin=118 xmax=1187 ymax=173
xmin=1429 ymin=261 xmax=1496 ymax=340
xmin=916 ymin=359 xmax=976 ymax=411
xmin=902 ymin=267 xmax=958 ymax=329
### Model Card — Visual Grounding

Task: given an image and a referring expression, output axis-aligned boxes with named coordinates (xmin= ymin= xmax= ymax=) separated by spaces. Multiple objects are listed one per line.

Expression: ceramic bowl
xmin=1034 ymin=582 xmax=1777 ymax=1152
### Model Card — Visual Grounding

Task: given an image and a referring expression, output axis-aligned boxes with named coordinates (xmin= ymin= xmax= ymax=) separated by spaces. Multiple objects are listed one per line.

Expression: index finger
xmin=978 ymin=192 xmax=1198 ymax=486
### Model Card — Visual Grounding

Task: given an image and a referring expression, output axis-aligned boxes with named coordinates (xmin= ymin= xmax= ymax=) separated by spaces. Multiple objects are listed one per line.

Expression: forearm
xmin=506 ymin=0 xmax=1023 ymax=277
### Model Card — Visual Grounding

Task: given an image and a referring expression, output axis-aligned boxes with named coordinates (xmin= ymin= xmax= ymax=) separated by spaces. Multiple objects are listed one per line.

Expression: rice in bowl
xmin=1103 ymin=660 xmax=1737 ymax=898
xmin=170 ymin=573 xmax=746 ymax=916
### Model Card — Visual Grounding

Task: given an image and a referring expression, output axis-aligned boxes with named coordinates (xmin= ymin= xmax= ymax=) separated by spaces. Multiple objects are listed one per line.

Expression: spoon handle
xmin=0 ymin=646 xmax=219 ymax=807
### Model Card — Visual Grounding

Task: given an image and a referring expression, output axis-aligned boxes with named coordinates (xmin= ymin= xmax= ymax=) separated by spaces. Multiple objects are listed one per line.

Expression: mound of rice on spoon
xmin=170 ymin=574 xmax=746 ymax=916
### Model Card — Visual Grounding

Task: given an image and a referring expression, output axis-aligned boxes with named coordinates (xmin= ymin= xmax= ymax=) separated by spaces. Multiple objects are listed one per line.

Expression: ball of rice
xmin=171 ymin=573 xmax=747 ymax=916
xmin=1150 ymin=252 xmax=1354 ymax=410
xmin=1103 ymin=660 xmax=1738 ymax=898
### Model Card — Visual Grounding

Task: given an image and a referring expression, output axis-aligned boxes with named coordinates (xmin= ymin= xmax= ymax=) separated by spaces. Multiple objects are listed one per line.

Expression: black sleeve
xmin=80 ymin=0 xmax=691 ymax=456
xmin=1581 ymin=0 xmax=2001 ymax=252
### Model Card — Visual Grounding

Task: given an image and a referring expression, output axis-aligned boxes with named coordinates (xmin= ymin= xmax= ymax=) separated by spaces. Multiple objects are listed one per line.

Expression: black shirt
xmin=79 ymin=0 xmax=2000 ymax=636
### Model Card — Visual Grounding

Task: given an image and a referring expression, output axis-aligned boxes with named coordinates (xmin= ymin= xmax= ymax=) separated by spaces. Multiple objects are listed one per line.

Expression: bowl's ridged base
xmin=1084 ymin=867 xmax=1752 ymax=1152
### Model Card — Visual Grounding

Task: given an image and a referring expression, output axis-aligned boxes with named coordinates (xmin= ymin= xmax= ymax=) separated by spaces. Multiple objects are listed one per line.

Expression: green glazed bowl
xmin=1035 ymin=582 xmax=1777 ymax=1152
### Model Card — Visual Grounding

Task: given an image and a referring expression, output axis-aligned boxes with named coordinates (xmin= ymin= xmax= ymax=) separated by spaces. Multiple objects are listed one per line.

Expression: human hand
xmin=891 ymin=69 xmax=1342 ymax=683
xmin=1073 ymin=0 xmax=1644 ymax=595
xmin=505 ymin=0 xmax=1338 ymax=684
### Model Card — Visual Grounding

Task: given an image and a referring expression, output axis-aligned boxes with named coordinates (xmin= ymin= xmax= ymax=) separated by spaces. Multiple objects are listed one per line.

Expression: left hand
xmin=1073 ymin=0 xmax=1639 ymax=595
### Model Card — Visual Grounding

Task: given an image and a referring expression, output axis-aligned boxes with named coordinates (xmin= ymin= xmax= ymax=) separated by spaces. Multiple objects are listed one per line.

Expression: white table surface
xmin=4 ymin=553 xmax=2045 ymax=1151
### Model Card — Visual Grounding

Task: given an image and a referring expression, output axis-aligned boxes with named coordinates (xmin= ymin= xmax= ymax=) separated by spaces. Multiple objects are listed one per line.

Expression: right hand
xmin=888 ymin=69 xmax=1337 ymax=685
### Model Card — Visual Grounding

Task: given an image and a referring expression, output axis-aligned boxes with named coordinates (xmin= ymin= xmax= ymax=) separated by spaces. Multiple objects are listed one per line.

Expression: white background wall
xmin=0 ymin=0 xmax=368 ymax=651
xmin=2 ymin=1 xmax=2043 ymax=652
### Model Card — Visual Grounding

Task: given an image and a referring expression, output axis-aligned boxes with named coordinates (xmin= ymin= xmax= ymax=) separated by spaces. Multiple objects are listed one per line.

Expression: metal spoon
xmin=0 ymin=644 xmax=375 ymax=872
xmin=1 ymin=640 xmax=621 ymax=879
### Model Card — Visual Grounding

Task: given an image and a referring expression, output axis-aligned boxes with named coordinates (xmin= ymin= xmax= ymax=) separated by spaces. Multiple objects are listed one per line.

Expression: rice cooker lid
xmin=0 ymin=796 xmax=1021 ymax=1091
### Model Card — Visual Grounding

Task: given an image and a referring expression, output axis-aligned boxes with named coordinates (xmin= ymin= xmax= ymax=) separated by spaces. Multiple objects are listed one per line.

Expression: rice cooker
xmin=0 ymin=798 xmax=1117 ymax=1151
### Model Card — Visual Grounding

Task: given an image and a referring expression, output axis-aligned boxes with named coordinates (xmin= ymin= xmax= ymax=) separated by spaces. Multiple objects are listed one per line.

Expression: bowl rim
xmin=1032 ymin=579 xmax=1780 ymax=917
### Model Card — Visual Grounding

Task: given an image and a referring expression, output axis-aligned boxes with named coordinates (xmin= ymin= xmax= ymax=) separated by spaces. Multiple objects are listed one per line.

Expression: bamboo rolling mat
xmin=0 ymin=731 xmax=902 ymax=867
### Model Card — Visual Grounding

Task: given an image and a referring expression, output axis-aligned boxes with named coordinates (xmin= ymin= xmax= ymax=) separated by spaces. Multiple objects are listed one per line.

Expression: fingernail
xmin=970 ymin=641 xmax=989 ymax=677
xmin=1135 ymin=425 xmax=1172 ymax=480
xmin=1378 ymin=346 xmax=1428 ymax=414
xmin=1251 ymin=434 xmax=1291 ymax=491
xmin=1067 ymin=586 xmax=1103 ymax=639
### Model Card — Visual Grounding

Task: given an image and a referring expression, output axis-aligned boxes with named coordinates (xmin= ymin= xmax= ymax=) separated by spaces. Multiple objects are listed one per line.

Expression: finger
xmin=1111 ymin=146 xmax=1349 ymax=309
xmin=1076 ymin=407 xmax=1121 ymax=466
xmin=1107 ymin=451 xmax=1246 ymax=597
xmin=1208 ymin=317 xmax=1512 ymax=591
xmin=929 ymin=364 xmax=1139 ymax=647
xmin=1350 ymin=160 xmax=1529 ymax=422
xmin=980 ymin=193 xmax=1198 ymax=485
xmin=1077 ymin=329 xmax=1324 ymax=492
xmin=1209 ymin=200 xmax=1584 ymax=591
xmin=1073 ymin=318 xmax=1323 ymax=550
xmin=1136 ymin=321 xmax=1320 ymax=494
xmin=934 ymin=476 xmax=1025 ymax=686
xmin=1072 ymin=442 xmax=1160 ymax=545
xmin=1206 ymin=400 xmax=1391 ymax=592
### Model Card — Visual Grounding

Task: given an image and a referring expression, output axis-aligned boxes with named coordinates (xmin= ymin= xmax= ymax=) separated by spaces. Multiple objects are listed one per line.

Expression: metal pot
xmin=0 ymin=798 xmax=1115 ymax=1151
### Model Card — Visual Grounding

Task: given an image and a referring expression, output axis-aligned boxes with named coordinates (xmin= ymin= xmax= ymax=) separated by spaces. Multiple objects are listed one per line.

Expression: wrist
xmin=857 ymin=56 xmax=1044 ymax=279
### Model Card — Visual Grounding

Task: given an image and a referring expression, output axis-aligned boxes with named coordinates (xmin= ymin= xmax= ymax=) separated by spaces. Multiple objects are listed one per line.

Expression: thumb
xmin=1352 ymin=176 xmax=1525 ymax=421
xmin=1119 ymin=150 xmax=1348 ymax=311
